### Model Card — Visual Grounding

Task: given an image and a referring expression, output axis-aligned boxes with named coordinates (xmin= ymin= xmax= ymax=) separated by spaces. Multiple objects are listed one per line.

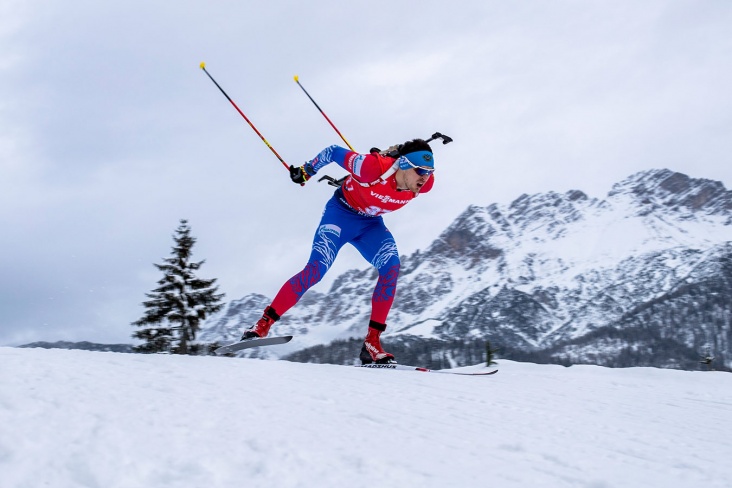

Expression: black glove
xmin=289 ymin=164 xmax=312 ymax=184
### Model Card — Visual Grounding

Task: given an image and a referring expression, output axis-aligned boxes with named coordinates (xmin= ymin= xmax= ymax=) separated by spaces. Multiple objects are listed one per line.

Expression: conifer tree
xmin=132 ymin=219 xmax=225 ymax=354
xmin=486 ymin=339 xmax=499 ymax=367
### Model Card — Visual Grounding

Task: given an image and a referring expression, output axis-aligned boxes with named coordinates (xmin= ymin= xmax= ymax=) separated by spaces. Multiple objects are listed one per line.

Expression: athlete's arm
xmin=305 ymin=145 xmax=385 ymax=184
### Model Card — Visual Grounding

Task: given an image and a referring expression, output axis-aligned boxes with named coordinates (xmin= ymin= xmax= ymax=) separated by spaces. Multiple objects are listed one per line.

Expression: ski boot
xmin=241 ymin=306 xmax=280 ymax=340
xmin=359 ymin=320 xmax=396 ymax=365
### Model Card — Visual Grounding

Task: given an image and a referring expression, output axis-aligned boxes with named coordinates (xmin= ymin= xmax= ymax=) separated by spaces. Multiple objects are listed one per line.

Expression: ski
xmin=214 ymin=336 xmax=293 ymax=355
xmin=358 ymin=363 xmax=498 ymax=376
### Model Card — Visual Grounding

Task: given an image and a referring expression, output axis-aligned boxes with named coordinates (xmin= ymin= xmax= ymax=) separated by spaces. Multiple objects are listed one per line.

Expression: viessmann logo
xmin=369 ymin=191 xmax=409 ymax=205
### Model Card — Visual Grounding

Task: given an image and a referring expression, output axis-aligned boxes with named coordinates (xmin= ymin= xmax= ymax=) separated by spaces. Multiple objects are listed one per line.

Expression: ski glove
xmin=289 ymin=163 xmax=316 ymax=184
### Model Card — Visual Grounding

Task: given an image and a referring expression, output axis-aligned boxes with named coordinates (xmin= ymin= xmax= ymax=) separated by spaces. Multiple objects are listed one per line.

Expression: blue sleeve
xmin=303 ymin=145 xmax=352 ymax=176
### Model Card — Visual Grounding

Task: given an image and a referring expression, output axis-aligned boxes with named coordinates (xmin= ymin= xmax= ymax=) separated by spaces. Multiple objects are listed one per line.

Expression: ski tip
xmin=200 ymin=61 xmax=206 ymax=70
xmin=293 ymin=75 xmax=299 ymax=82
xmin=213 ymin=335 xmax=294 ymax=356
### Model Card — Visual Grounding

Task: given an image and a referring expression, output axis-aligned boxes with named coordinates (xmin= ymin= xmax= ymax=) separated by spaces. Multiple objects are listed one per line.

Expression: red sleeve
xmin=343 ymin=152 xmax=393 ymax=184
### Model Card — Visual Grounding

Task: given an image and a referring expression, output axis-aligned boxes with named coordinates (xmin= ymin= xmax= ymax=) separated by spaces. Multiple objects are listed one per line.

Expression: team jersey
xmin=308 ymin=145 xmax=434 ymax=217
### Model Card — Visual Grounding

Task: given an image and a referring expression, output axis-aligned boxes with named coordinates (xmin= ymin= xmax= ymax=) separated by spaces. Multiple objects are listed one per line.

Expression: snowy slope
xmin=2 ymin=347 xmax=731 ymax=488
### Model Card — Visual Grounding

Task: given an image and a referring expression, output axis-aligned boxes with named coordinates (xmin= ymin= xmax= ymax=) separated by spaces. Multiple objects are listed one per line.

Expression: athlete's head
xmin=397 ymin=139 xmax=434 ymax=175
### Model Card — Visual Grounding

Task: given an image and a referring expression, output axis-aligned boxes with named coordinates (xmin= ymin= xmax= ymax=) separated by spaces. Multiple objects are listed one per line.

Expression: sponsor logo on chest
xmin=369 ymin=191 xmax=410 ymax=205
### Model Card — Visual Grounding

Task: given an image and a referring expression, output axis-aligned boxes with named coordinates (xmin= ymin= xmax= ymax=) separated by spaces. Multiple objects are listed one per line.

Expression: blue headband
xmin=398 ymin=150 xmax=435 ymax=170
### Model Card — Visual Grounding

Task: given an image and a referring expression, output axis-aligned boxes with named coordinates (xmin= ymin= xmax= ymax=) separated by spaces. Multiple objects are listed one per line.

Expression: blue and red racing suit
xmin=269 ymin=145 xmax=434 ymax=324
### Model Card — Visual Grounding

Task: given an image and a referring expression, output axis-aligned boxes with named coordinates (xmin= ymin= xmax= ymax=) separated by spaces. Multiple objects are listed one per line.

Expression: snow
xmin=2 ymin=348 xmax=732 ymax=488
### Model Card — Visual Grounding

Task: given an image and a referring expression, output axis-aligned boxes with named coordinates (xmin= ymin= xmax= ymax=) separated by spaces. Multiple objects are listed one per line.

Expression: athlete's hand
xmin=289 ymin=164 xmax=312 ymax=185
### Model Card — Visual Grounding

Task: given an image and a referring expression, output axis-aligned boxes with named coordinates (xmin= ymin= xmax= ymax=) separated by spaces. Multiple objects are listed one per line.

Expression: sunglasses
xmin=398 ymin=156 xmax=435 ymax=176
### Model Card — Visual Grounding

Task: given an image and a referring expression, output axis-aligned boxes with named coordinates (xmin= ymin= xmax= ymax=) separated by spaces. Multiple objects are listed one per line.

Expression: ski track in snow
xmin=1 ymin=347 xmax=731 ymax=488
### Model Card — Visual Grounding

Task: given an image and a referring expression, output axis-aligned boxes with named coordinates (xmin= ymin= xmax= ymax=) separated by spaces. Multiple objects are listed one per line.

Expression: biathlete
xmin=241 ymin=138 xmax=436 ymax=364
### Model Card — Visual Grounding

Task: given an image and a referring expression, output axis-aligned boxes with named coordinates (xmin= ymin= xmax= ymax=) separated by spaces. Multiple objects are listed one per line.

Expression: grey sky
xmin=2 ymin=0 xmax=732 ymax=345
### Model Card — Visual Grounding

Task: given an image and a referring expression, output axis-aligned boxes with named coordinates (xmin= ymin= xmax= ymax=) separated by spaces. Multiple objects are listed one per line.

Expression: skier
xmin=241 ymin=139 xmax=436 ymax=364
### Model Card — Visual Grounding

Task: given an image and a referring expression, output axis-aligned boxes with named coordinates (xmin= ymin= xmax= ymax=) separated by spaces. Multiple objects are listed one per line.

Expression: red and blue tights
xmin=270 ymin=195 xmax=400 ymax=324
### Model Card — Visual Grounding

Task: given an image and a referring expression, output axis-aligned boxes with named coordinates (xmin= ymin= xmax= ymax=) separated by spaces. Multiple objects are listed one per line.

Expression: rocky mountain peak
xmin=506 ymin=189 xmax=592 ymax=231
xmin=425 ymin=205 xmax=503 ymax=267
xmin=608 ymin=169 xmax=732 ymax=217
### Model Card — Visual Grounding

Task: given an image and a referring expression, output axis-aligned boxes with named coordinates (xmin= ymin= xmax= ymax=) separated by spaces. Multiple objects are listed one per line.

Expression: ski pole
xmin=200 ymin=62 xmax=289 ymax=171
xmin=293 ymin=75 xmax=355 ymax=152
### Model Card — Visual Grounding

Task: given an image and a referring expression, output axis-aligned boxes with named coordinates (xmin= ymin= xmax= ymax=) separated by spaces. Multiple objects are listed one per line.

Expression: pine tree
xmin=132 ymin=219 xmax=225 ymax=354
xmin=485 ymin=339 xmax=499 ymax=367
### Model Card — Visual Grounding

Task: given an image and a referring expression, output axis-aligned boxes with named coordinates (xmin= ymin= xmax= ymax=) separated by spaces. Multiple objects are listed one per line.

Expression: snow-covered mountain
xmin=17 ymin=341 xmax=134 ymax=353
xmin=200 ymin=169 xmax=732 ymax=370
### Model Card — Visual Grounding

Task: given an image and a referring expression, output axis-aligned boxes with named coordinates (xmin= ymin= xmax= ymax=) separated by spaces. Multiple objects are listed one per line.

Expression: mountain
xmin=18 ymin=341 xmax=135 ymax=353
xmin=199 ymin=169 xmax=732 ymax=370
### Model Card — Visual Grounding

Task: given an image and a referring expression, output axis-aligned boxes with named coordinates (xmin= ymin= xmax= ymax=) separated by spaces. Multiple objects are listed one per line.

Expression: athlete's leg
xmin=269 ymin=200 xmax=348 ymax=316
xmin=351 ymin=219 xmax=401 ymax=324
xmin=351 ymin=219 xmax=400 ymax=363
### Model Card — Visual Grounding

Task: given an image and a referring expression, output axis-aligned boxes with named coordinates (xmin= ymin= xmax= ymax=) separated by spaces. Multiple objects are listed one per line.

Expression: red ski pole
xmin=293 ymin=75 xmax=355 ymax=152
xmin=201 ymin=62 xmax=289 ymax=171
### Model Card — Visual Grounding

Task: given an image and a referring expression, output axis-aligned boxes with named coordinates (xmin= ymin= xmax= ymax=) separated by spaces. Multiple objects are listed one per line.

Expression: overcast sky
xmin=2 ymin=0 xmax=731 ymax=346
